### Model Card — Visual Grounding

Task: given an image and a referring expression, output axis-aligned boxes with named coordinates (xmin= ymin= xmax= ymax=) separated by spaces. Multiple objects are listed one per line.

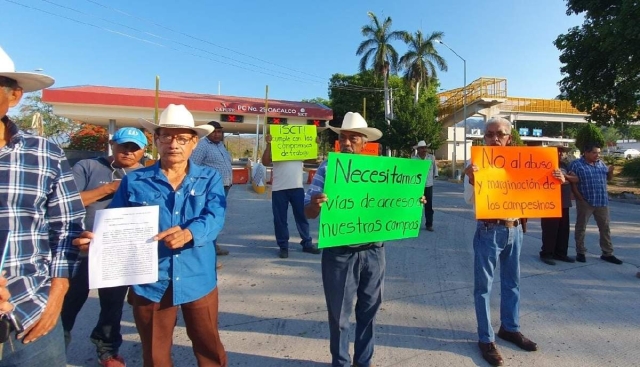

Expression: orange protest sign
xmin=470 ymin=146 xmax=562 ymax=219
xmin=334 ymin=141 xmax=380 ymax=156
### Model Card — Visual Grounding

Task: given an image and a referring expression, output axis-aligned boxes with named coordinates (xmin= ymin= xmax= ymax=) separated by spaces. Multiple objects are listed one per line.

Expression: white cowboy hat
xmin=0 ymin=46 xmax=54 ymax=92
xmin=138 ymin=104 xmax=213 ymax=138
xmin=328 ymin=112 xmax=382 ymax=141
xmin=413 ymin=140 xmax=430 ymax=149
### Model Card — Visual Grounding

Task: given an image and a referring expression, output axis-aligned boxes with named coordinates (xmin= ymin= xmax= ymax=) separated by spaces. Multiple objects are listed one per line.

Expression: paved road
xmin=67 ymin=179 xmax=640 ymax=366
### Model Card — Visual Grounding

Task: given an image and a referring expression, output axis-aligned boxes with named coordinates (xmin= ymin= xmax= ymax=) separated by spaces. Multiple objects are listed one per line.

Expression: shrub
xmin=621 ymin=158 xmax=640 ymax=184
xmin=575 ymin=124 xmax=605 ymax=154
xmin=510 ymin=129 xmax=525 ymax=146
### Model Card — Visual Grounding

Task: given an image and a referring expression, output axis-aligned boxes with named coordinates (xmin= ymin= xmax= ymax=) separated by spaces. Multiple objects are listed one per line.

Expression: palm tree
xmin=356 ymin=12 xmax=408 ymax=120
xmin=400 ymin=30 xmax=448 ymax=104
xmin=356 ymin=12 xmax=407 ymax=77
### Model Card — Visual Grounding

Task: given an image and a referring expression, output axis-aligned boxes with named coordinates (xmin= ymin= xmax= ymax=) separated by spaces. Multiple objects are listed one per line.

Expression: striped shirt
xmin=191 ymin=138 xmax=233 ymax=187
xmin=0 ymin=117 xmax=85 ymax=330
xmin=569 ymin=157 xmax=609 ymax=207
xmin=304 ymin=159 xmax=381 ymax=248
xmin=304 ymin=160 xmax=327 ymax=207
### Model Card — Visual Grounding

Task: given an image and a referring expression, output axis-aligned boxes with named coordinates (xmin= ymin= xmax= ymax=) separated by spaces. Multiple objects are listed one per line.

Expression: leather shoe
xmin=302 ymin=247 xmax=321 ymax=254
xmin=553 ymin=254 xmax=575 ymax=263
xmin=478 ymin=342 xmax=503 ymax=366
xmin=540 ymin=256 xmax=555 ymax=265
xmin=279 ymin=249 xmax=289 ymax=258
xmin=576 ymin=253 xmax=586 ymax=263
xmin=600 ymin=255 xmax=622 ymax=264
xmin=497 ymin=326 xmax=538 ymax=351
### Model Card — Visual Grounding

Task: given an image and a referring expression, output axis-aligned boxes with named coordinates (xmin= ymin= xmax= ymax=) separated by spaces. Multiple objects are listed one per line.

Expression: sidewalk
xmin=67 ymin=180 xmax=640 ymax=366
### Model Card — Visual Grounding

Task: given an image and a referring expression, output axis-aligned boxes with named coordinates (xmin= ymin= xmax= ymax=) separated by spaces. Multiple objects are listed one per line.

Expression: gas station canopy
xmin=42 ymin=86 xmax=333 ymax=134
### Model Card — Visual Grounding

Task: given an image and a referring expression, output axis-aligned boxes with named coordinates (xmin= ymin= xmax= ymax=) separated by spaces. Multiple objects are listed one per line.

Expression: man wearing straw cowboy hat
xmin=412 ymin=140 xmax=438 ymax=231
xmin=74 ymin=104 xmax=228 ymax=366
xmin=304 ymin=112 xmax=385 ymax=367
xmin=0 ymin=46 xmax=86 ymax=365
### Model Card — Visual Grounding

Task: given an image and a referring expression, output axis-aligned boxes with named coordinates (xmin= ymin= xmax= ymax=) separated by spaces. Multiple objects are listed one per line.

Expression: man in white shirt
xmin=261 ymin=134 xmax=321 ymax=258
xmin=412 ymin=140 xmax=438 ymax=231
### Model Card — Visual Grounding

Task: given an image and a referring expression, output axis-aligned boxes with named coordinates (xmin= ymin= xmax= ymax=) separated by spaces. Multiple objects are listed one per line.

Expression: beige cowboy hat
xmin=0 ymin=46 xmax=54 ymax=92
xmin=329 ymin=112 xmax=383 ymax=142
xmin=413 ymin=140 xmax=430 ymax=149
xmin=138 ymin=104 xmax=213 ymax=138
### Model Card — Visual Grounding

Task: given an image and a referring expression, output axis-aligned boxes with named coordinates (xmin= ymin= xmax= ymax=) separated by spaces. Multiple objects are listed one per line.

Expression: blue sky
xmin=4 ymin=0 xmax=582 ymax=102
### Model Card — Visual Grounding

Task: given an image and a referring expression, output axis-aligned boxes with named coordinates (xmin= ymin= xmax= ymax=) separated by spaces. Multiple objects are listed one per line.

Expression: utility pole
xmin=383 ymin=67 xmax=393 ymax=157
xmin=363 ymin=97 xmax=367 ymax=120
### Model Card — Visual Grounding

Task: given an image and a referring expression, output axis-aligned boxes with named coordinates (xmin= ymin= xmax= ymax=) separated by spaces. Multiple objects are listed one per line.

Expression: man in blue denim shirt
xmin=74 ymin=104 xmax=227 ymax=367
xmin=304 ymin=112 xmax=384 ymax=367
xmin=463 ymin=117 xmax=550 ymax=366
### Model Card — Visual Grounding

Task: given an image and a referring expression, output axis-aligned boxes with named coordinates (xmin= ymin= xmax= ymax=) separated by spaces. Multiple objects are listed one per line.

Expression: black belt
xmin=481 ymin=219 xmax=520 ymax=228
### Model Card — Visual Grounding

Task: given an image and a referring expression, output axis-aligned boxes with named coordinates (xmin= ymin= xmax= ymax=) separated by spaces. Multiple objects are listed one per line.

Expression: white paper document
xmin=89 ymin=206 xmax=159 ymax=289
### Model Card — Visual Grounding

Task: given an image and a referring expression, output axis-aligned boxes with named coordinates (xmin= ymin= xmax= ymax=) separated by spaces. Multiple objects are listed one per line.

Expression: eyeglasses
xmin=484 ymin=131 xmax=509 ymax=139
xmin=156 ymin=134 xmax=195 ymax=145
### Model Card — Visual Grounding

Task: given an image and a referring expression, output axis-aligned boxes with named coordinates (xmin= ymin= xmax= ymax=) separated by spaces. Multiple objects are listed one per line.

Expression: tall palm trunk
xmin=414 ymin=80 xmax=420 ymax=106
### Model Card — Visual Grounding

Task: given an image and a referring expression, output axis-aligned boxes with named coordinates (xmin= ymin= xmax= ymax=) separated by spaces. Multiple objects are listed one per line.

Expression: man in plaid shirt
xmin=191 ymin=120 xmax=233 ymax=262
xmin=0 ymin=46 xmax=85 ymax=365
xmin=569 ymin=144 xmax=621 ymax=264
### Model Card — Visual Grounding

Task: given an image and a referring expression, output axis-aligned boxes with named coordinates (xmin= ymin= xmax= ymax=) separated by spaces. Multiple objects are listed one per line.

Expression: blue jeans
xmin=0 ymin=319 xmax=66 ymax=366
xmin=473 ymin=222 xmax=522 ymax=343
xmin=271 ymin=188 xmax=312 ymax=249
xmin=322 ymin=245 xmax=385 ymax=367
xmin=61 ymin=256 xmax=127 ymax=360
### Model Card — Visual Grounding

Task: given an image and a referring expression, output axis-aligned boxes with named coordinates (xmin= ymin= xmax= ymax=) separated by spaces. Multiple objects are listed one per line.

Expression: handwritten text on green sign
xmin=318 ymin=153 xmax=430 ymax=248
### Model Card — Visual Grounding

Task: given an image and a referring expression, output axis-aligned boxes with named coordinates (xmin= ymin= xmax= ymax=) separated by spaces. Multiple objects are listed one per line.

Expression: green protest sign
xmin=270 ymin=125 xmax=318 ymax=161
xmin=318 ymin=153 xmax=430 ymax=248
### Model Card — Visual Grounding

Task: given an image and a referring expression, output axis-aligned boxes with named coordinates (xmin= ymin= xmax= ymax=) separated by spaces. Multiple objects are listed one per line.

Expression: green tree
xmin=575 ymin=123 xmax=605 ymax=153
xmin=554 ymin=0 xmax=640 ymax=125
xmin=301 ymin=97 xmax=331 ymax=107
xmin=356 ymin=12 xmax=407 ymax=77
xmin=629 ymin=126 xmax=640 ymax=141
xmin=328 ymin=71 xmax=441 ymax=156
xmin=389 ymin=83 xmax=442 ymax=156
xmin=356 ymin=11 xmax=408 ymax=125
xmin=399 ymin=30 xmax=448 ymax=102
xmin=601 ymin=126 xmax=621 ymax=151
xmin=10 ymin=93 xmax=80 ymax=146
xmin=510 ymin=129 xmax=525 ymax=146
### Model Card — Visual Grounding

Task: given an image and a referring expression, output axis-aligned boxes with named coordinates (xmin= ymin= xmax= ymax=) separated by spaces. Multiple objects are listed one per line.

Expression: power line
xmin=5 ymin=0 xmax=394 ymax=96
xmin=36 ymin=0 xmax=327 ymax=84
xmin=81 ymin=0 xmax=327 ymax=81
xmin=4 ymin=0 xmax=323 ymax=84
